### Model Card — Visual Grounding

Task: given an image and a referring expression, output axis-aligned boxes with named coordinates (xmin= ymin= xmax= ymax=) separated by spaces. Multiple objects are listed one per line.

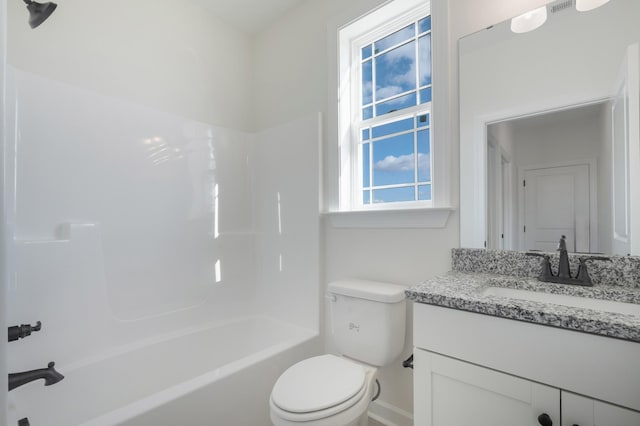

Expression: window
xmin=338 ymin=1 xmax=433 ymax=210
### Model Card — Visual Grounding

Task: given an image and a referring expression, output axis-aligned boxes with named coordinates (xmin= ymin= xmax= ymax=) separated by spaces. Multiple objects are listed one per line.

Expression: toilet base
xmin=356 ymin=412 xmax=369 ymax=426
xmin=271 ymin=410 xmax=369 ymax=426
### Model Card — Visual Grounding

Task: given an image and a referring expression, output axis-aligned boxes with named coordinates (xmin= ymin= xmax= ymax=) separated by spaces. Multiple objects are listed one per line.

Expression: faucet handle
xmin=575 ymin=256 xmax=611 ymax=286
xmin=526 ymin=252 xmax=553 ymax=280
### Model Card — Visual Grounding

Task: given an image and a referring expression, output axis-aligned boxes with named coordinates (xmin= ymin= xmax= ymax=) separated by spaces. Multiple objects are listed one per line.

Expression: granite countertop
xmin=406 ymin=271 xmax=640 ymax=342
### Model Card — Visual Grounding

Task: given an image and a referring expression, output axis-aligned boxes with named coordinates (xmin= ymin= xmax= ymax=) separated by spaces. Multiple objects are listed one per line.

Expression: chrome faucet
xmin=527 ymin=235 xmax=609 ymax=286
xmin=9 ymin=362 xmax=64 ymax=391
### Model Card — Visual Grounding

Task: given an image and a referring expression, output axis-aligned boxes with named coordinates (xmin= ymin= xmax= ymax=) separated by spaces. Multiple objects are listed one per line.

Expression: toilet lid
xmin=271 ymin=355 xmax=366 ymax=414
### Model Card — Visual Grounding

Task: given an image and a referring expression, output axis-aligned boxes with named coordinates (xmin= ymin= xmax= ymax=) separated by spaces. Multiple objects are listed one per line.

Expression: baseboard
xmin=368 ymin=400 xmax=413 ymax=426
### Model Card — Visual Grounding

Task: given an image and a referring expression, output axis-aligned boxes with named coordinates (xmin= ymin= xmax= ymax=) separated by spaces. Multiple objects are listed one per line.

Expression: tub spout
xmin=9 ymin=362 xmax=64 ymax=391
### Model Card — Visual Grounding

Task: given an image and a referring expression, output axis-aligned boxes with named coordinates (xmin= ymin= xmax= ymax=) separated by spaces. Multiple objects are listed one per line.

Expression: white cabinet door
xmin=562 ymin=391 xmax=640 ymax=426
xmin=414 ymin=349 xmax=560 ymax=426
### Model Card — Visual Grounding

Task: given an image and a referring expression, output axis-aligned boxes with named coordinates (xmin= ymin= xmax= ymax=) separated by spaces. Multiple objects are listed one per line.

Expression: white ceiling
xmin=194 ymin=0 xmax=307 ymax=34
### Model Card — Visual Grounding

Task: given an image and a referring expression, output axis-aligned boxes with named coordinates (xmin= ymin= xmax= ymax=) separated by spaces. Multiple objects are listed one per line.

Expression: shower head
xmin=23 ymin=0 xmax=57 ymax=29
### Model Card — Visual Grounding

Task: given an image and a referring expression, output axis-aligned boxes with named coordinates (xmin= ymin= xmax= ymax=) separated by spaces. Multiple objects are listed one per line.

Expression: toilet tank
xmin=328 ymin=279 xmax=406 ymax=367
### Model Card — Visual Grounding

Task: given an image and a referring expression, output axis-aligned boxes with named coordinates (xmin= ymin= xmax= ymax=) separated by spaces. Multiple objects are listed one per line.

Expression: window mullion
xmin=415 ymin=23 xmax=420 ymax=105
xmin=369 ymin=134 xmax=373 ymax=203
xmin=414 ymin=117 xmax=419 ymax=201
xmin=371 ymin=53 xmax=377 ymax=117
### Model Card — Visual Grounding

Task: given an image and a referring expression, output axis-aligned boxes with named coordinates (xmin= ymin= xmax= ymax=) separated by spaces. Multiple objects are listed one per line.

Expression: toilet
xmin=270 ymin=279 xmax=406 ymax=426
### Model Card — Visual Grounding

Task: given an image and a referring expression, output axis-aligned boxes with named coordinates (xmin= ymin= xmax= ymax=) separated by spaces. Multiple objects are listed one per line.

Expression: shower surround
xmin=3 ymin=1 xmax=321 ymax=424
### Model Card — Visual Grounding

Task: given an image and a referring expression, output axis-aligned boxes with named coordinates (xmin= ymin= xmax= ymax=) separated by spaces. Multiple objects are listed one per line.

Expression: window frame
xmin=327 ymin=0 xmax=453 ymax=227
xmin=339 ymin=1 xmax=433 ymax=212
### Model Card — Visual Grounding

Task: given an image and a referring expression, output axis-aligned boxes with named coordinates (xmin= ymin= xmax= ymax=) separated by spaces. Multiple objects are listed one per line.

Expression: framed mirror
xmin=459 ymin=0 xmax=640 ymax=255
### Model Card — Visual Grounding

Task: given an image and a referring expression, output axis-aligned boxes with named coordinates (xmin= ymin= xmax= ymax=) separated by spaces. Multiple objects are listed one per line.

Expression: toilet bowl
xmin=270 ymin=355 xmax=377 ymax=426
xmin=269 ymin=279 xmax=407 ymax=426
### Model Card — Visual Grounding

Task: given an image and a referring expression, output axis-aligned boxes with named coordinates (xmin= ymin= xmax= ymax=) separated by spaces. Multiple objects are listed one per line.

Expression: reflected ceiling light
xmin=22 ymin=0 xmax=57 ymax=29
xmin=576 ymin=0 xmax=611 ymax=11
xmin=510 ymin=6 xmax=547 ymax=34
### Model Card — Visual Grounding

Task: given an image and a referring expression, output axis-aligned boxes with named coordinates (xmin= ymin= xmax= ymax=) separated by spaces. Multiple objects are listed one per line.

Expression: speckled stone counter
xmin=406 ymin=249 xmax=640 ymax=342
xmin=451 ymin=248 xmax=640 ymax=288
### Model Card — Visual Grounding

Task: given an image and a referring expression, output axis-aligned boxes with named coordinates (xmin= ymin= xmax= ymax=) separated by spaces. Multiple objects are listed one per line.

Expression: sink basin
xmin=482 ymin=287 xmax=640 ymax=316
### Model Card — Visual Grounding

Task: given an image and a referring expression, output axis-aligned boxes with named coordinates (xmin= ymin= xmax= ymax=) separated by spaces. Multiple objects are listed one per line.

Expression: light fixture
xmin=22 ymin=0 xmax=57 ymax=29
xmin=576 ymin=0 xmax=611 ymax=12
xmin=510 ymin=6 xmax=548 ymax=34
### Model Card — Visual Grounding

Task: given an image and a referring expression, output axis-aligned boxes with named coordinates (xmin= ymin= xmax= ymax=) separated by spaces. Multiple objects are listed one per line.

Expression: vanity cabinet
xmin=413 ymin=303 xmax=640 ymax=426
xmin=414 ymin=350 xmax=559 ymax=425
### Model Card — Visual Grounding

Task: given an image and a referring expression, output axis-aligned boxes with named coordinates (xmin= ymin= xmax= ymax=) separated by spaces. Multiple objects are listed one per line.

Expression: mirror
xmin=459 ymin=0 xmax=640 ymax=255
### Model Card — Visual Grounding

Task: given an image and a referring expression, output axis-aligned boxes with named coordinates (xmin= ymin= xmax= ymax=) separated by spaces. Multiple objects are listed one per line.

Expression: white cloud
xmin=363 ymin=81 xmax=373 ymax=103
xmin=374 ymin=153 xmax=430 ymax=173
xmin=377 ymin=85 xmax=404 ymax=100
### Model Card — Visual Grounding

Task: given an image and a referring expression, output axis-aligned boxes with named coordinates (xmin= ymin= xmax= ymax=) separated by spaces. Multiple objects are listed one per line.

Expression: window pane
xmin=419 ymin=87 xmax=432 ymax=104
xmin=363 ymin=142 xmax=370 ymax=187
xmin=362 ymin=60 xmax=373 ymax=105
xmin=375 ymin=41 xmax=416 ymax=103
xmin=375 ymin=92 xmax=417 ymax=116
xmin=417 ymin=114 xmax=430 ymax=127
xmin=363 ymin=106 xmax=373 ymax=120
xmin=418 ymin=129 xmax=431 ymax=182
xmin=362 ymin=128 xmax=370 ymax=141
xmin=419 ymin=16 xmax=431 ymax=34
xmin=418 ymin=184 xmax=432 ymax=201
xmin=373 ymin=133 xmax=414 ymax=186
xmin=419 ymin=34 xmax=432 ymax=86
xmin=362 ymin=44 xmax=372 ymax=60
xmin=363 ymin=190 xmax=371 ymax=204
xmin=372 ymin=117 xmax=413 ymax=139
xmin=373 ymin=186 xmax=415 ymax=203
xmin=375 ymin=24 xmax=414 ymax=53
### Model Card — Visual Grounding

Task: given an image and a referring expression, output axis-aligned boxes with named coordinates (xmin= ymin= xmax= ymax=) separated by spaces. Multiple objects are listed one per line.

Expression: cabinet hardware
xmin=537 ymin=413 xmax=552 ymax=425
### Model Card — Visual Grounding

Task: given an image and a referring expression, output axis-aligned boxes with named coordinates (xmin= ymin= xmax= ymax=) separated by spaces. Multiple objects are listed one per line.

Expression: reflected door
xmin=522 ymin=164 xmax=590 ymax=252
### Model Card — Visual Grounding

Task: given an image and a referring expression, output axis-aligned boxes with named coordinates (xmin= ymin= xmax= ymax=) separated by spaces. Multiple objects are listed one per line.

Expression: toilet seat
xmin=270 ymin=355 xmax=372 ymax=423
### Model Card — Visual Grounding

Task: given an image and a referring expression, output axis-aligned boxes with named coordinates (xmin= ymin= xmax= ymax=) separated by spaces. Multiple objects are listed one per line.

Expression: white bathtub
xmin=9 ymin=317 xmax=318 ymax=426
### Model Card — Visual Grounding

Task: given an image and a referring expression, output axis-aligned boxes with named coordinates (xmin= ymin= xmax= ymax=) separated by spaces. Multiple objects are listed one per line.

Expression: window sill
xmin=324 ymin=207 xmax=454 ymax=229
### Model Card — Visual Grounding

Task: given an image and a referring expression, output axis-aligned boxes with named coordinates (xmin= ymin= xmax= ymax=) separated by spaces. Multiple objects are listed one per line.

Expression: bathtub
xmin=9 ymin=317 xmax=318 ymax=426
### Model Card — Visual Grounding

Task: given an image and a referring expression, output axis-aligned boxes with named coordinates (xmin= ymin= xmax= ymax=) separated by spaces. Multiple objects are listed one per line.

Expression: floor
xmin=369 ymin=418 xmax=387 ymax=426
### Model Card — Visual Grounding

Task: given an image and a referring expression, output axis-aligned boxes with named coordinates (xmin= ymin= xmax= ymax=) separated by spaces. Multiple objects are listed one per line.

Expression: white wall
xmin=253 ymin=0 xmax=554 ymax=419
xmin=511 ymin=107 xmax=606 ymax=169
xmin=8 ymin=0 xmax=253 ymax=132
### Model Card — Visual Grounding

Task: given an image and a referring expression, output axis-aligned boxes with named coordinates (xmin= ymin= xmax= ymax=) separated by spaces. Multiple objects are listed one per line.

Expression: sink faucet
xmin=9 ymin=362 xmax=64 ymax=391
xmin=527 ymin=236 xmax=609 ymax=286
xmin=556 ymin=235 xmax=571 ymax=279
